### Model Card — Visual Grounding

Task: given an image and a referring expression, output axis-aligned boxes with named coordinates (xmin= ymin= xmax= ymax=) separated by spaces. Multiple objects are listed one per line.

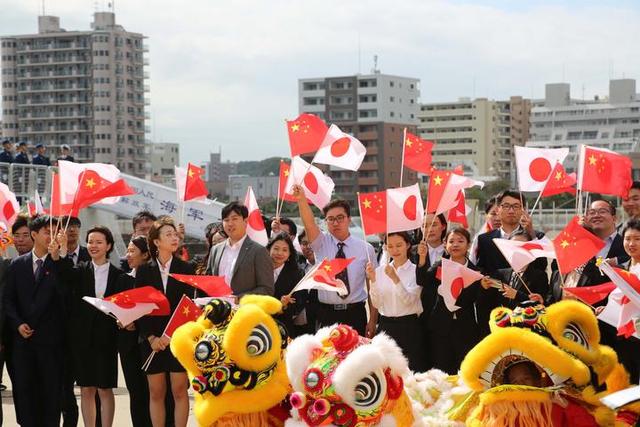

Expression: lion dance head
xmin=170 ymin=296 xmax=290 ymax=426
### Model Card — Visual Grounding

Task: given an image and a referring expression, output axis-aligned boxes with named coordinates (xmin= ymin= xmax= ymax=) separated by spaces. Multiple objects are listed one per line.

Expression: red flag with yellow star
xmin=287 ymin=113 xmax=328 ymax=157
xmin=579 ymin=146 xmax=632 ymax=198
xmin=427 ymin=168 xmax=483 ymax=215
xmin=72 ymin=169 xmax=134 ymax=212
xmin=541 ymin=162 xmax=576 ymax=197
xmin=162 ymin=295 xmax=202 ymax=338
xmin=184 ymin=163 xmax=208 ymax=201
xmin=170 ymin=273 xmax=232 ymax=297
xmin=289 ymin=257 xmax=354 ymax=296
xmin=403 ymin=131 xmax=434 ymax=175
xmin=552 ymin=216 xmax=606 ymax=275
xmin=279 ymin=160 xmax=297 ymax=203
xmin=358 ymin=191 xmax=387 ymax=235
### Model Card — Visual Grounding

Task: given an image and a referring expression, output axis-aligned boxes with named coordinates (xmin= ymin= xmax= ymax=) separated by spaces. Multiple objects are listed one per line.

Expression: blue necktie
xmin=35 ymin=259 xmax=44 ymax=283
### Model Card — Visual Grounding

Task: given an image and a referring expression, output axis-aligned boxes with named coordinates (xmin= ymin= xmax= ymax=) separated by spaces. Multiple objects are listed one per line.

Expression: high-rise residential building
xmin=1 ymin=12 xmax=149 ymax=176
xmin=148 ymin=141 xmax=179 ymax=185
xmin=298 ymin=72 xmax=420 ymax=203
xmin=527 ymin=79 xmax=640 ymax=171
xmin=417 ymin=96 xmax=530 ymax=182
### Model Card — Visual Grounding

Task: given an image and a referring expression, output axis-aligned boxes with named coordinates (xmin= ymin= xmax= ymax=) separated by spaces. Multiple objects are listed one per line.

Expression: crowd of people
xmin=0 ymin=138 xmax=74 ymax=167
xmin=1 ymin=180 xmax=640 ymax=427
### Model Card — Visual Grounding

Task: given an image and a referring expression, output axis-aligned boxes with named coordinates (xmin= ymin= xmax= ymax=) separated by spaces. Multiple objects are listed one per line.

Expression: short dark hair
xmin=385 ymin=231 xmax=412 ymax=259
xmin=147 ymin=217 xmax=177 ymax=259
xmin=298 ymin=229 xmax=307 ymax=241
xmin=60 ymin=216 xmax=81 ymax=228
xmin=29 ymin=215 xmax=55 ymax=234
xmin=266 ymin=232 xmax=297 ymax=265
xmin=622 ymin=219 xmax=640 ymax=238
xmin=322 ymin=199 xmax=351 ymax=217
xmin=132 ymin=210 xmax=157 ymax=230
xmin=221 ymin=201 xmax=248 ymax=220
xmin=11 ymin=214 xmax=29 ymax=234
xmin=631 ymin=181 xmax=640 ymax=191
xmin=276 ymin=216 xmax=298 ymax=237
xmin=484 ymin=195 xmax=499 ymax=214
xmin=444 ymin=226 xmax=471 ymax=244
xmin=129 ymin=235 xmax=150 ymax=256
xmin=590 ymin=199 xmax=616 ymax=216
xmin=497 ymin=190 xmax=526 ymax=206
xmin=86 ymin=226 xmax=115 ymax=257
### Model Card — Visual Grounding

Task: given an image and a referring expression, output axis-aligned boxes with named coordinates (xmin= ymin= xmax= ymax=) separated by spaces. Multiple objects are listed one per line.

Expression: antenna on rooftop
xmin=357 ymin=32 xmax=361 ymax=74
xmin=372 ymin=54 xmax=379 ymax=74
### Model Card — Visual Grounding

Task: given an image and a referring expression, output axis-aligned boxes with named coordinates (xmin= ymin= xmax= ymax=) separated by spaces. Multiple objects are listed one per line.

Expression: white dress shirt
xmin=69 ymin=245 xmax=81 ymax=266
xmin=92 ymin=261 xmax=110 ymax=298
xmin=370 ymin=260 xmax=422 ymax=317
xmin=157 ymin=256 xmax=173 ymax=293
xmin=273 ymin=264 xmax=285 ymax=282
xmin=31 ymin=251 xmax=48 ymax=274
xmin=219 ymin=234 xmax=247 ymax=286
xmin=597 ymin=231 xmax=618 ymax=259
xmin=428 ymin=243 xmax=445 ymax=267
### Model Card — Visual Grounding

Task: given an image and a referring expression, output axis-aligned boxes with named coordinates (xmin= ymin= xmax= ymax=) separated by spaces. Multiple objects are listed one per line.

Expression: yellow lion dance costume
xmin=170 ymin=296 xmax=291 ymax=427
xmin=458 ymin=300 xmax=640 ymax=427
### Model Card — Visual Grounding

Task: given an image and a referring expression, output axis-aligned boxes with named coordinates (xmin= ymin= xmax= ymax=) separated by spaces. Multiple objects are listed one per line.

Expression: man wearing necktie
xmin=5 ymin=215 xmax=66 ymax=426
xmin=293 ymin=185 xmax=378 ymax=337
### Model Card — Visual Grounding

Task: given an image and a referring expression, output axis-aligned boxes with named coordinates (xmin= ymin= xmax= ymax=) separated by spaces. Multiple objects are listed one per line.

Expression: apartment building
xmin=1 ymin=12 xmax=149 ymax=176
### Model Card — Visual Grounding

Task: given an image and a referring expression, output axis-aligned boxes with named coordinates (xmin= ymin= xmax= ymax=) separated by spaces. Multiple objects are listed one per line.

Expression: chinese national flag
xmin=184 ymin=163 xmax=208 ymax=201
xmin=358 ymin=191 xmax=387 ymax=235
xmin=552 ymin=216 xmax=606 ymax=275
xmin=427 ymin=169 xmax=483 ymax=214
xmin=106 ymin=286 xmax=170 ymax=316
xmin=162 ymin=295 xmax=202 ymax=338
xmin=170 ymin=274 xmax=233 ymax=297
xmin=403 ymin=131 xmax=434 ymax=175
xmin=289 ymin=257 xmax=354 ymax=296
xmin=564 ymin=282 xmax=615 ymax=305
xmin=286 ymin=113 xmax=328 ymax=157
xmin=579 ymin=146 xmax=632 ymax=198
xmin=73 ymin=170 xmax=134 ymax=211
xmin=541 ymin=162 xmax=576 ymax=197
xmin=278 ymin=160 xmax=296 ymax=202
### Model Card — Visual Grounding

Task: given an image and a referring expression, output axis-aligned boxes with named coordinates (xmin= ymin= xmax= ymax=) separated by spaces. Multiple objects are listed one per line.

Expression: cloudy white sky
xmin=2 ymin=0 xmax=639 ymax=165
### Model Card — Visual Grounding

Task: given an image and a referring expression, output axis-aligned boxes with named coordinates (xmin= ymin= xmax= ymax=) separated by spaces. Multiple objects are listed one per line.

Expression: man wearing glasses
xmin=621 ymin=181 xmax=640 ymax=229
xmin=292 ymin=185 xmax=377 ymax=337
xmin=475 ymin=190 xmax=538 ymax=275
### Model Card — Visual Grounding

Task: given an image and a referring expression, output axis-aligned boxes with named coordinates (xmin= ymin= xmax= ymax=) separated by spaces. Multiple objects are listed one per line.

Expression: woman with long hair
xmin=135 ymin=217 xmax=196 ymax=427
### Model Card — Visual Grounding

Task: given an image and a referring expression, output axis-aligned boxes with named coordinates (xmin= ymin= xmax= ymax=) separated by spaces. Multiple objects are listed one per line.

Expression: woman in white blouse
xmin=366 ymin=231 xmax=425 ymax=371
xmin=53 ymin=226 xmax=122 ymax=427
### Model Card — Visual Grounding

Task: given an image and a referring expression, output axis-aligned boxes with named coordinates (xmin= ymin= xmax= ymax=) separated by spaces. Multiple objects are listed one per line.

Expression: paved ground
xmin=1 ymin=363 xmax=199 ymax=426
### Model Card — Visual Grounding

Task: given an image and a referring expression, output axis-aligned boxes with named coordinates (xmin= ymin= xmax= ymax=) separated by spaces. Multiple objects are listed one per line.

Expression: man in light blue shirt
xmin=292 ymin=185 xmax=377 ymax=337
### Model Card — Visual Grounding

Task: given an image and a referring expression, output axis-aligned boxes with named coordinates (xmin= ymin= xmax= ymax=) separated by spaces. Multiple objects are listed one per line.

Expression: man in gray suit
xmin=207 ymin=201 xmax=274 ymax=297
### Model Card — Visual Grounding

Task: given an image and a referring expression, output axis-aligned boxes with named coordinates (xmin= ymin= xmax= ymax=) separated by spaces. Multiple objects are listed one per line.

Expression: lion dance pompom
xmin=170 ymin=296 xmax=291 ymax=426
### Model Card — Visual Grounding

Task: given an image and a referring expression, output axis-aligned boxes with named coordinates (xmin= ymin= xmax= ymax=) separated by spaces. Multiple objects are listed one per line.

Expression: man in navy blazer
xmin=5 ymin=215 xmax=65 ymax=426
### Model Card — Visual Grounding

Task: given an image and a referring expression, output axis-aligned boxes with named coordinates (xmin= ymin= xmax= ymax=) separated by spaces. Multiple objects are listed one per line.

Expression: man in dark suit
xmin=475 ymin=190 xmax=543 ymax=275
xmin=14 ymin=141 xmax=30 ymax=164
xmin=0 ymin=139 xmax=13 ymax=164
xmin=0 ymin=255 xmax=10 ymax=421
xmin=5 ymin=215 xmax=65 ymax=426
xmin=120 ymin=210 xmax=157 ymax=273
xmin=206 ymin=201 xmax=274 ymax=297
xmin=57 ymin=144 xmax=75 ymax=164
xmin=32 ymin=143 xmax=51 ymax=166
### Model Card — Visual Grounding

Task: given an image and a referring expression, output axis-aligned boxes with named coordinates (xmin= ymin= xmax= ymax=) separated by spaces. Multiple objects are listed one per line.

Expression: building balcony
xmin=360 ymin=162 xmax=378 ymax=171
xmin=357 ymin=177 xmax=378 ymax=186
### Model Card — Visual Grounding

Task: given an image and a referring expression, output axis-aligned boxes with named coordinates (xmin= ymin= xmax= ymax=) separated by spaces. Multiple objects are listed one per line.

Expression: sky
xmin=1 ymin=0 xmax=639 ymax=165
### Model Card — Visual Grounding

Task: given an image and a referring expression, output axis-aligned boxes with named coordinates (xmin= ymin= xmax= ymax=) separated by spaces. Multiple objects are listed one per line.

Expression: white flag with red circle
xmin=284 ymin=156 xmax=335 ymax=209
xmin=312 ymin=124 xmax=366 ymax=171
xmin=0 ymin=183 xmax=19 ymax=230
xmin=438 ymin=258 xmax=484 ymax=312
xmin=386 ymin=184 xmax=424 ymax=233
xmin=243 ymin=186 xmax=268 ymax=246
xmin=515 ymin=147 xmax=569 ymax=192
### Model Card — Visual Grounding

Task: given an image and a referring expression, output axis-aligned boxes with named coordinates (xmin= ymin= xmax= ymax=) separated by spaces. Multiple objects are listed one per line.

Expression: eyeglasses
xmin=325 ymin=215 xmax=347 ymax=224
xmin=500 ymin=203 xmax=522 ymax=211
xmin=586 ymin=208 xmax=612 ymax=216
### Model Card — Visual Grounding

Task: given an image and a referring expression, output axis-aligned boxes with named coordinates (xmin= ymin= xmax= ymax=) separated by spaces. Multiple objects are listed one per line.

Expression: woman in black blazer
xmin=115 ymin=235 xmax=152 ymax=427
xmin=416 ymin=227 xmax=482 ymax=375
xmin=54 ymin=225 xmax=121 ymax=427
xmin=268 ymin=233 xmax=306 ymax=337
xmin=135 ymin=217 xmax=195 ymax=427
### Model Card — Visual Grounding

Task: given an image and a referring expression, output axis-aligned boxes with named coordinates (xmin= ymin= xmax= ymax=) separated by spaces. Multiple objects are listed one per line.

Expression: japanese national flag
xmin=386 ymin=184 xmax=424 ymax=233
xmin=514 ymin=146 xmax=569 ymax=192
xmin=58 ymin=160 xmax=121 ymax=206
xmin=284 ymin=156 xmax=335 ymax=209
xmin=492 ymin=237 xmax=556 ymax=273
xmin=244 ymin=186 xmax=268 ymax=246
xmin=312 ymin=124 xmax=366 ymax=171
xmin=0 ymin=183 xmax=19 ymax=230
xmin=438 ymin=258 xmax=484 ymax=312
xmin=82 ymin=296 xmax=158 ymax=327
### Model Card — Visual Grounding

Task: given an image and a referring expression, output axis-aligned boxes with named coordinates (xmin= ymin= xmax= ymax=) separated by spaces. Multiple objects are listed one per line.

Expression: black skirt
xmin=377 ymin=314 xmax=425 ymax=372
xmin=73 ymin=335 xmax=118 ymax=388
xmin=139 ymin=340 xmax=185 ymax=375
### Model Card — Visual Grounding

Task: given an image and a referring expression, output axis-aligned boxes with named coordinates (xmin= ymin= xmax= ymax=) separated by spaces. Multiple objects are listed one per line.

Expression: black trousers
xmin=119 ymin=331 xmax=152 ymax=427
xmin=61 ymin=352 xmax=79 ymax=427
xmin=378 ymin=314 xmax=425 ymax=372
xmin=12 ymin=338 xmax=63 ymax=427
xmin=429 ymin=323 xmax=479 ymax=375
xmin=316 ymin=302 xmax=367 ymax=336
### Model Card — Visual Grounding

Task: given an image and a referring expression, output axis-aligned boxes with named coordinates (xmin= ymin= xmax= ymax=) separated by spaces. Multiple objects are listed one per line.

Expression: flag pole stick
xmin=400 ymin=127 xmax=407 ymax=187
xmin=275 ymin=162 xmax=282 ymax=220
xmin=286 ymin=259 xmax=323 ymax=296
xmin=356 ymin=192 xmax=372 ymax=265
xmin=49 ymin=174 xmax=55 ymax=241
xmin=180 ymin=201 xmax=186 ymax=225
xmin=514 ymin=271 xmax=533 ymax=295
xmin=63 ymin=168 xmax=87 ymax=235
xmin=421 ymin=176 xmax=431 ymax=242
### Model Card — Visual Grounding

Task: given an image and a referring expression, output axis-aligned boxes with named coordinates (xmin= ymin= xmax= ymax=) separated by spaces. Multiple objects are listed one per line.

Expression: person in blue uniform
xmin=0 ymin=139 xmax=14 ymax=163
xmin=14 ymin=141 xmax=30 ymax=164
xmin=32 ymin=143 xmax=51 ymax=166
